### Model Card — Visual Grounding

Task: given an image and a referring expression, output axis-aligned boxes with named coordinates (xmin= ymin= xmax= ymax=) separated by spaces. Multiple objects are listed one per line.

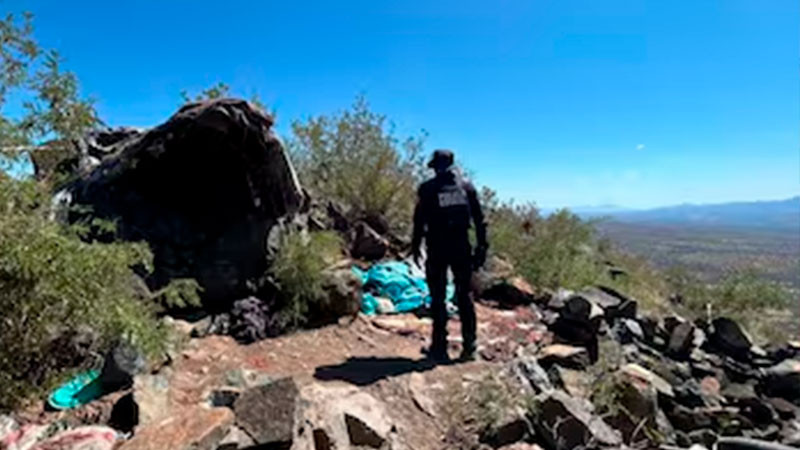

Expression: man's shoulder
xmin=418 ymin=178 xmax=438 ymax=194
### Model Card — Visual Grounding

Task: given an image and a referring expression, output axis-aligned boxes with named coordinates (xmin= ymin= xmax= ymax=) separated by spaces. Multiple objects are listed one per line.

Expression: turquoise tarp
xmin=48 ymin=369 xmax=104 ymax=410
xmin=353 ymin=261 xmax=455 ymax=315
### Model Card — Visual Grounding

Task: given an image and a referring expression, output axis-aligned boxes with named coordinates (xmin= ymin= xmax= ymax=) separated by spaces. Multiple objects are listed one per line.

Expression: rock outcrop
xmin=63 ymin=99 xmax=304 ymax=310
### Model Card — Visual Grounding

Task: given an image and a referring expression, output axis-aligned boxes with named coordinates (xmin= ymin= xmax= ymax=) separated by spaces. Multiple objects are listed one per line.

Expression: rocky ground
xmin=2 ymin=282 xmax=799 ymax=450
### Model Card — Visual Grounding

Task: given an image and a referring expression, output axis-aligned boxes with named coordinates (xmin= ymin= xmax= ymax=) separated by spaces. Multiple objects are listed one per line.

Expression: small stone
xmin=531 ymin=390 xmax=622 ymax=449
xmin=722 ymin=383 xmax=757 ymax=402
xmin=688 ymin=428 xmax=718 ymax=448
xmin=345 ymin=415 xmax=386 ymax=448
xmin=768 ymin=397 xmax=799 ymax=420
xmin=119 ymin=406 xmax=233 ymax=450
xmin=482 ymin=276 xmax=536 ymax=306
xmin=224 ymin=368 xmax=273 ymax=390
xmin=480 ymin=410 xmax=529 ymax=448
xmin=0 ymin=423 xmax=48 ymax=450
xmin=709 ymin=318 xmax=753 ymax=361
xmin=0 ymin=415 xmax=18 ymax=442
xmin=514 ymin=357 xmax=553 ymax=394
xmin=552 ymin=367 xmax=591 ymax=398
xmin=620 ymin=363 xmax=675 ymax=397
xmin=133 ymin=370 xmax=172 ymax=426
xmin=208 ymin=387 xmax=241 ymax=408
xmin=668 ymin=322 xmax=696 ymax=358
xmin=408 ymin=373 xmax=436 ymax=417
xmin=762 ymin=359 xmax=800 ymax=402
xmin=374 ymin=297 xmax=395 ymax=314
xmin=537 ymin=344 xmax=590 ymax=370
xmin=350 ymin=221 xmax=388 ymax=261
xmin=101 ymin=341 xmax=146 ymax=391
xmin=34 ymin=426 xmax=117 ymax=450
xmin=233 ymin=377 xmax=299 ymax=447
xmin=216 ymin=425 xmax=256 ymax=450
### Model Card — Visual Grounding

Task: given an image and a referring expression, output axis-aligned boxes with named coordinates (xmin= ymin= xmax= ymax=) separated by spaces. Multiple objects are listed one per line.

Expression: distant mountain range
xmin=565 ymin=197 xmax=800 ymax=231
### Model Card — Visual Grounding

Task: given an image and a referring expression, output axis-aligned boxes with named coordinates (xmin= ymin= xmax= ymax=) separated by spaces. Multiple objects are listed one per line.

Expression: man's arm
xmin=465 ymin=182 xmax=488 ymax=268
xmin=411 ymin=187 xmax=425 ymax=264
xmin=465 ymin=183 xmax=487 ymax=249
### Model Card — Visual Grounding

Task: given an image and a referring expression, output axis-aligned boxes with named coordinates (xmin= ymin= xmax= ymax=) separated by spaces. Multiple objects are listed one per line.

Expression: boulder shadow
xmin=314 ymin=356 xmax=448 ymax=385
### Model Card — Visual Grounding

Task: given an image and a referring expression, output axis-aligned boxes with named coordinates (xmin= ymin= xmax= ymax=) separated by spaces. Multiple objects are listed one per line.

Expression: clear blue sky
xmin=4 ymin=0 xmax=799 ymax=208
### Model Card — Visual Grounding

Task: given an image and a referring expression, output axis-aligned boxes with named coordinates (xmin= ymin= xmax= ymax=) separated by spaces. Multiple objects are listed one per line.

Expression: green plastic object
xmin=47 ymin=369 xmax=104 ymax=410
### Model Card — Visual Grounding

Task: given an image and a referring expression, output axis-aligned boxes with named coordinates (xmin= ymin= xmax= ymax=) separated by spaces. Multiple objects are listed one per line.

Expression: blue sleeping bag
xmin=353 ymin=261 xmax=455 ymax=315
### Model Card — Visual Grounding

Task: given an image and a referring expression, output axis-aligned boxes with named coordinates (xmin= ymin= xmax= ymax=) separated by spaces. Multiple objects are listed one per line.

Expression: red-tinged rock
xmin=32 ymin=426 xmax=117 ymax=450
xmin=118 ymin=406 xmax=233 ymax=450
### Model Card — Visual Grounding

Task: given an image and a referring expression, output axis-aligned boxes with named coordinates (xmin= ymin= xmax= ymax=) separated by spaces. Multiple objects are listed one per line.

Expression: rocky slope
xmin=2 ymin=280 xmax=799 ymax=450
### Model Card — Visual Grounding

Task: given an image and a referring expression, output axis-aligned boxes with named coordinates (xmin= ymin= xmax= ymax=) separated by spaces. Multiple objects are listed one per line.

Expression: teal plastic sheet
xmin=48 ymin=369 xmax=104 ymax=410
xmin=353 ymin=261 xmax=455 ymax=315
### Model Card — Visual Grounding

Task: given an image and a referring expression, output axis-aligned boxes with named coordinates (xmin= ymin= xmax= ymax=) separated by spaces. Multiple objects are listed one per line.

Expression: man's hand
xmin=472 ymin=245 xmax=487 ymax=270
xmin=411 ymin=246 xmax=422 ymax=267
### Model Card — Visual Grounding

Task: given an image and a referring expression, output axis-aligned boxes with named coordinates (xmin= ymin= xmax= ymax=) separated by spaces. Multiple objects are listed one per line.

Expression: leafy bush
xmin=271 ymin=230 xmax=343 ymax=329
xmin=481 ymin=188 xmax=607 ymax=290
xmin=288 ymin=95 xmax=426 ymax=233
xmin=0 ymin=177 xmax=170 ymax=411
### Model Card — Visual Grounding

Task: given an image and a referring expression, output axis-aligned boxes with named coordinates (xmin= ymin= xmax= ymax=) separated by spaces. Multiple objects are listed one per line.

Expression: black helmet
xmin=427 ymin=149 xmax=455 ymax=170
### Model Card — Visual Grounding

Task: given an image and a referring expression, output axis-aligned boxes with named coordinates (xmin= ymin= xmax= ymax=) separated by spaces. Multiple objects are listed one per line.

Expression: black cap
xmin=427 ymin=149 xmax=455 ymax=169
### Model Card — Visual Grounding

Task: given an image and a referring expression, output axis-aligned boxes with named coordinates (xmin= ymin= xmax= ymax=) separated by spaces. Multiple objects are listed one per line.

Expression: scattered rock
xmin=317 ymin=266 xmax=363 ymax=322
xmin=717 ymin=436 xmax=798 ymax=450
xmin=33 ymin=426 xmax=117 ymax=450
xmin=350 ymin=221 xmax=389 ymax=261
xmin=709 ymin=318 xmax=753 ymax=361
xmin=480 ymin=409 xmax=529 ymax=448
xmin=298 ymin=383 xmax=394 ymax=450
xmin=207 ymin=387 xmax=241 ymax=408
xmin=762 ymin=360 xmax=800 ymax=402
xmin=551 ymin=367 xmax=591 ymax=398
xmin=537 ymin=344 xmax=590 ymax=370
xmin=215 ymin=425 xmax=256 ymax=450
xmin=341 ymin=393 xmax=393 ymax=448
xmin=482 ymin=277 xmax=536 ymax=306
xmin=514 ymin=356 xmax=554 ymax=394
xmin=100 ymin=341 xmax=145 ymax=392
xmin=132 ymin=370 xmax=173 ymax=427
xmin=0 ymin=415 xmax=18 ymax=442
xmin=228 ymin=296 xmax=279 ymax=343
xmin=224 ymin=368 xmax=273 ymax=390
xmin=233 ymin=377 xmax=299 ymax=448
xmin=118 ymin=406 xmax=233 ymax=450
xmin=408 ymin=373 xmax=437 ymax=417
xmin=620 ymin=363 xmax=675 ymax=398
xmin=688 ymin=428 xmax=718 ymax=447
xmin=668 ymin=322 xmax=696 ymax=359
xmin=345 ymin=414 xmax=386 ymax=448
xmin=531 ymin=390 xmax=622 ymax=450
xmin=768 ymin=397 xmax=799 ymax=420
xmin=616 ymin=318 xmax=644 ymax=344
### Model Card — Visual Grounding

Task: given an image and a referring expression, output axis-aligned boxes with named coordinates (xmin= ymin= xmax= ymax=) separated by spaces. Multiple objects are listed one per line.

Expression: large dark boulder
xmin=63 ymin=99 xmax=304 ymax=310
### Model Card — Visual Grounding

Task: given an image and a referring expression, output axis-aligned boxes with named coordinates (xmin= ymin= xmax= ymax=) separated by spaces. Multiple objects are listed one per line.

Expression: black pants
xmin=426 ymin=241 xmax=476 ymax=353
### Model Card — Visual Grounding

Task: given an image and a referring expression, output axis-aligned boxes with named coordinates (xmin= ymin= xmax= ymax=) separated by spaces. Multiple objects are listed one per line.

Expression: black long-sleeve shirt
xmin=412 ymin=169 xmax=487 ymax=253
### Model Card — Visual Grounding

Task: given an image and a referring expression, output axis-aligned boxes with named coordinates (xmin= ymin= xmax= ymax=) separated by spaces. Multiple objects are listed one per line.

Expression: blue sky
xmin=4 ymin=0 xmax=798 ymax=208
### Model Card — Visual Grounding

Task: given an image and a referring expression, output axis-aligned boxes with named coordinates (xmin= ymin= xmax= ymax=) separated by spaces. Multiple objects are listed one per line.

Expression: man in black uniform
xmin=411 ymin=149 xmax=488 ymax=362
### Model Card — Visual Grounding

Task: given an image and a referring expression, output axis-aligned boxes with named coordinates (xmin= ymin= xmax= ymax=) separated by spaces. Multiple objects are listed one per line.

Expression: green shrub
xmin=667 ymin=266 xmax=793 ymax=343
xmin=481 ymin=188 xmax=606 ymax=290
xmin=288 ymin=95 xmax=426 ymax=234
xmin=0 ymin=177 xmax=170 ymax=411
xmin=271 ymin=230 xmax=343 ymax=329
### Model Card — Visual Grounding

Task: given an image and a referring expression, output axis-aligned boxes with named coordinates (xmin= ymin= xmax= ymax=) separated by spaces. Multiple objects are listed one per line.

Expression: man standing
xmin=412 ymin=149 xmax=488 ymax=362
